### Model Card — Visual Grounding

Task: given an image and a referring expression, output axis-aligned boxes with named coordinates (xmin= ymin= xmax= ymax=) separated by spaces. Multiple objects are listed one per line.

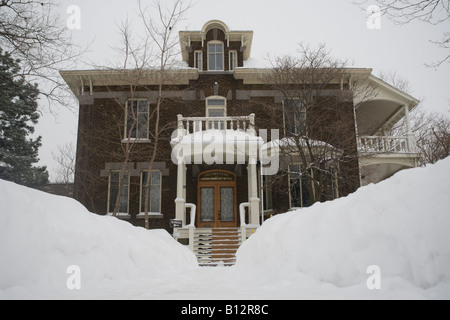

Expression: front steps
xmin=194 ymin=228 xmax=241 ymax=267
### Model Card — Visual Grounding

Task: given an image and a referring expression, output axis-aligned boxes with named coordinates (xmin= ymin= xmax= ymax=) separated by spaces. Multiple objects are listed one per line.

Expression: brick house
xmin=60 ymin=20 xmax=419 ymax=265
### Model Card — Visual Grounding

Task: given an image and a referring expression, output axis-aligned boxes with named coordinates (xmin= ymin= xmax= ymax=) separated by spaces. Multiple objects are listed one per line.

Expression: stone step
xmin=193 ymin=227 xmax=241 ymax=267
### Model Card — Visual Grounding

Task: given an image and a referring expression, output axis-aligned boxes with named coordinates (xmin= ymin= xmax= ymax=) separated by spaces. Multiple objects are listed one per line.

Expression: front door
xmin=197 ymin=170 xmax=237 ymax=228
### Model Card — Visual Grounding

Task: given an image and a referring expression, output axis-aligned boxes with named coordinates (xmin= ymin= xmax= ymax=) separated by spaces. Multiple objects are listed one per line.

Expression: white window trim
xmin=194 ymin=50 xmax=203 ymax=71
xmin=229 ymin=50 xmax=238 ymax=71
xmin=139 ymin=170 xmax=162 ymax=216
xmin=107 ymin=170 xmax=130 ymax=215
xmin=207 ymin=41 xmax=224 ymax=71
xmin=124 ymin=98 xmax=150 ymax=141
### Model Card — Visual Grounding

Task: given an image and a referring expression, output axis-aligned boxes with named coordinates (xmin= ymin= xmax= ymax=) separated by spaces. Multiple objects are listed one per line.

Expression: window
xmin=284 ymin=98 xmax=306 ymax=135
xmin=140 ymin=171 xmax=162 ymax=213
xmin=194 ymin=51 xmax=203 ymax=71
xmin=229 ymin=51 xmax=238 ymax=71
xmin=208 ymin=42 xmax=224 ymax=71
xmin=289 ymin=164 xmax=312 ymax=208
xmin=263 ymin=175 xmax=273 ymax=212
xmin=206 ymin=96 xmax=226 ymax=129
xmin=108 ymin=171 xmax=129 ymax=214
xmin=125 ymin=99 xmax=149 ymax=140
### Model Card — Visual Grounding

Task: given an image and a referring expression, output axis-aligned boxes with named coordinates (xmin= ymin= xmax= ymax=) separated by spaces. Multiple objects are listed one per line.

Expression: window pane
xmin=195 ymin=51 xmax=202 ymax=70
xmin=216 ymin=53 xmax=223 ymax=70
xmin=230 ymin=51 xmax=237 ymax=70
xmin=220 ymin=187 xmax=234 ymax=221
xmin=301 ymin=176 xmax=311 ymax=207
xmin=208 ymin=43 xmax=223 ymax=71
xmin=207 ymin=99 xmax=225 ymax=106
xmin=109 ymin=172 xmax=128 ymax=213
xmin=201 ymin=188 xmax=214 ymax=221
xmin=127 ymin=100 xmax=149 ymax=139
xmin=150 ymin=184 xmax=160 ymax=213
xmin=151 ymin=171 xmax=161 ymax=185
xmin=141 ymin=171 xmax=161 ymax=213
xmin=284 ymin=99 xmax=306 ymax=135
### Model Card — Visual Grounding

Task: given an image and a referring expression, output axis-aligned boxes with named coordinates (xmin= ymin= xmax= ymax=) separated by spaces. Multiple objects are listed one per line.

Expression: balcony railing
xmin=358 ymin=135 xmax=416 ymax=154
xmin=177 ymin=114 xmax=256 ymax=136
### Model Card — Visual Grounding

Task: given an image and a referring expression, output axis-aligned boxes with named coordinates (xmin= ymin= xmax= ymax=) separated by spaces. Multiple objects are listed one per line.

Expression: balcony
xmin=358 ymin=135 xmax=416 ymax=154
xmin=358 ymin=135 xmax=419 ymax=185
xmin=175 ymin=114 xmax=256 ymax=136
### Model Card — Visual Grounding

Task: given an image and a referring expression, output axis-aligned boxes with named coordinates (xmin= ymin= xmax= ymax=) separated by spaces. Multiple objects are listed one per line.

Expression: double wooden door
xmin=197 ymin=170 xmax=237 ymax=228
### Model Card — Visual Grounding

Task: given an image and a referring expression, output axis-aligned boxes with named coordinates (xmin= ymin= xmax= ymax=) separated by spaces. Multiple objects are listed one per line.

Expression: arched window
xmin=207 ymin=41 xmax=224 ymax=71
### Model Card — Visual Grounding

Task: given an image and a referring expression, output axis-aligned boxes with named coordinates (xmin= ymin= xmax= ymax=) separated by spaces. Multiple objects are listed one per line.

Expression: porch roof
xmin=171 ymin=129 xmax=264 ymax=164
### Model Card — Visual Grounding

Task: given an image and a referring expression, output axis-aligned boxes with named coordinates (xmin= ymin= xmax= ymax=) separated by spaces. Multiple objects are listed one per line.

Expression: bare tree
xmin=138 ymin=0 xmax=191 ymax=229
xmin=378 ymin=71 xmax=449 ymax=165
xmin=0 ymin=0 xmax=87 ymax=110
xmin=413 ymin=109 xmax=450 ymax=165
xmin=52 ymin=142 xmax=76 ymax=183
xmin=263 ymin=43 xmax=362 ymax=205
xmin=92 ymin=0 xmax=191 ymax=226
xmin=358 ymin=0 xmax=450 ymax=67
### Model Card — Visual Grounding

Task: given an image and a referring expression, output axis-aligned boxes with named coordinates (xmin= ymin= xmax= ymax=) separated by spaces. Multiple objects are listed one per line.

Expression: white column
xmin=404 ymin=104 xmax=417 ymax=154
xmin=175 ymin=160 xmax=186 ymax=225
xmin=248 ymin=161 xmax=260 ymax=226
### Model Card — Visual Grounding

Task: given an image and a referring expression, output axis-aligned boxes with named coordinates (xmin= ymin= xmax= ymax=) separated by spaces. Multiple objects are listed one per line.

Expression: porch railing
xmin=177 ymin=114 xmax=256 ymax=136
xmin=358 ymin=135 xmax=416 ymax=154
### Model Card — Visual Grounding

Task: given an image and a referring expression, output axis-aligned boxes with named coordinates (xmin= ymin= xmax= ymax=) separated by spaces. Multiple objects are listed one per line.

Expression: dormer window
xmin=208 ymin=41 xmax=224 ymax=71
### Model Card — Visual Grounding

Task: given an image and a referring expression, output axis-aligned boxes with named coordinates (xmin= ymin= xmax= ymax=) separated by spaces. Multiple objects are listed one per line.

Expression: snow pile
xmin=236 ymin=157 xmax=450 ymax=292
xmin=0 ymin=180 xmax=198 ymax=298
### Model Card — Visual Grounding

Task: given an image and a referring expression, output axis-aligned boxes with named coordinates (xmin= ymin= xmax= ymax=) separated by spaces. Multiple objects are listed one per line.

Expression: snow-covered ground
xmin=1 ymin=158 xmax=450 ymax=300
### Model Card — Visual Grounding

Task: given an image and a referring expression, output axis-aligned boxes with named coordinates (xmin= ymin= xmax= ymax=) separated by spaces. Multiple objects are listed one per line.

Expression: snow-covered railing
xmin=184 ymin=203 xmax=196 ymax=251
xmin=358 ymin=136 xmax=415 ymax=154
xmin=239 ymin=202 xmax=250 ymax=244
xmin=177 ymin=114 xmax=256 ymax=136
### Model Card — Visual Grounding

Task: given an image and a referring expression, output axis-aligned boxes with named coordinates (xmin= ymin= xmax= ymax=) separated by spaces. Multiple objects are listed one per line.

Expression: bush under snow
xmin=236 ymin=157 xmax=450 ymax=294
xmin=0 ymin=180 xmax=198 ymax=298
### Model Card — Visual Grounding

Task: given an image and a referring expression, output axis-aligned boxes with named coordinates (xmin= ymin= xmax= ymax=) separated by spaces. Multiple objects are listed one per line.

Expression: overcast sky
xmin=36 ymin=0 xmax=450 ymax=181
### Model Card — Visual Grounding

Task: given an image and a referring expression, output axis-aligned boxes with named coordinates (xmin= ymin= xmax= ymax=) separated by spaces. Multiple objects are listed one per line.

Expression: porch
xmin=170 ymin=114 xmax=263 ymax=264
xmin=355 ymin=75 xmax=420 ymax=185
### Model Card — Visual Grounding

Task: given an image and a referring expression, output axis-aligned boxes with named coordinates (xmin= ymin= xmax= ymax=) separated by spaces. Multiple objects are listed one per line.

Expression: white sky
xmin=36 ymin=0 xmax=450 ymax=181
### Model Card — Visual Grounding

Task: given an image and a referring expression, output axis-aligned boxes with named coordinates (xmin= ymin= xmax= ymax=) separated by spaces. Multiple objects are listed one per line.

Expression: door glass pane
xmin=201 ymin=188 xmax=214 ymax=221
xmin=220 ymin=187 xmax=234 ymax=221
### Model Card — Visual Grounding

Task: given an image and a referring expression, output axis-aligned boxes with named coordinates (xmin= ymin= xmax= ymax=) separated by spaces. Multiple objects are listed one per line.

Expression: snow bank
xmin=0 ymin=180 xmax=198 ymax=297
xmin=236 ymin=158 xmax=450 ymax=292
